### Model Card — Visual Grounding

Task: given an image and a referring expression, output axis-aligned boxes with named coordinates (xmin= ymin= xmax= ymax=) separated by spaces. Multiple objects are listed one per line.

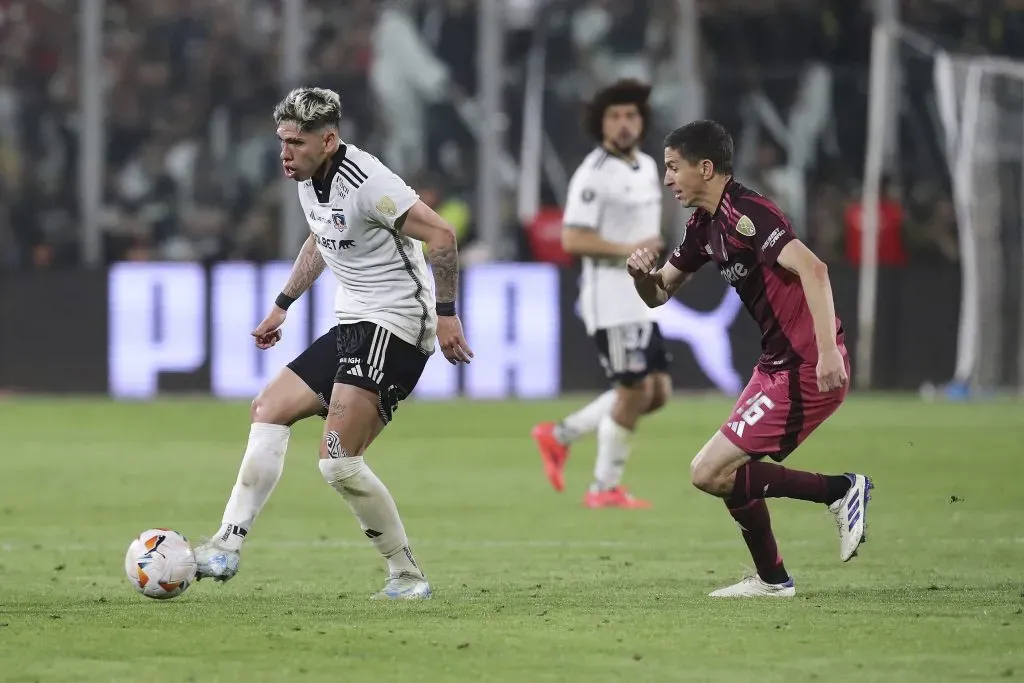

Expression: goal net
xmin=936 ymin=53 xmax=1024 ymax=396
xmin=860 ymin=23 xmax=1024 ymax=397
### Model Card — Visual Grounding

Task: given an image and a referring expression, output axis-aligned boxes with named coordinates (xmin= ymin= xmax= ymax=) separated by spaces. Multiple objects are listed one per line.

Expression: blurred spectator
xmin=572 ymin=0 xmax=653 ymax=85
xmin=905 ymin=183 xmax=962 ymax=263
xmin=843 ymin=176 xmax=908 ymax=267
xmin=806 ymin=180 xmax=847 ymax=263
xmin=416 ymin=173 xmax=472 ymax=246
xmin=0 ymin=0 xmax=1010 ymax=271
xmin=370 ymin=0 xmax=451 ymax=177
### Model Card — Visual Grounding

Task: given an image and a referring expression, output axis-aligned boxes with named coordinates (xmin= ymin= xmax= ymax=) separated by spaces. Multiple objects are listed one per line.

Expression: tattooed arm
xmin=281 ymin=233 xmax=327 ymax=300
xmin=396 ymin=201 xmax=473 ymax=364
xmin=395 ymin=201 xmax=458 ymax=305
xmin=251 ymin=233 xmax=325 ymax=349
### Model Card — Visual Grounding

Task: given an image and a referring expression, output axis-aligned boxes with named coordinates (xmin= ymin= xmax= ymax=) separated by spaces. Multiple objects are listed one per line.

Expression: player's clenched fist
xmin=816 ymin=346 xmax=848 ymax=393
xmin=627 ymin=248 xmax=659 ymax=280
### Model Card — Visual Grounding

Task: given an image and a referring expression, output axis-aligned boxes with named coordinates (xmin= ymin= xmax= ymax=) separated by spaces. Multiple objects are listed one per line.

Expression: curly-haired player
xmin=532 ymin=79 xmax=670 ymax=508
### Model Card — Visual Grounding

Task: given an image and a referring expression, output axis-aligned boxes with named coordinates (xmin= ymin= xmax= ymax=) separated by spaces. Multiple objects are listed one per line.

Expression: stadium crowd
xmin=0 ymin=0 xmax=1019 ymax=270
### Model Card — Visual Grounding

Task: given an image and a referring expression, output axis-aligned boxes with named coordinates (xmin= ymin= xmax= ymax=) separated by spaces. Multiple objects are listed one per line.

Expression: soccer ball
xmin=124 ymin=528 xmax=197 ymax=600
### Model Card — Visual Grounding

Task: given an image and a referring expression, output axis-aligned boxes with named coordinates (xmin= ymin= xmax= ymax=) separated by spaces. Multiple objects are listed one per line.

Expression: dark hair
xmin=663 ymin=120 xmax=734 ymax=175
xmin=583 ymin=79 xmax=652 ymax=142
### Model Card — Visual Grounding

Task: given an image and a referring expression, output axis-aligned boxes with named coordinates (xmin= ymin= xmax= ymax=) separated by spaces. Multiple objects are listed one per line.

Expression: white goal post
xmin=860 ymin=22 xmax=1024 ymax=395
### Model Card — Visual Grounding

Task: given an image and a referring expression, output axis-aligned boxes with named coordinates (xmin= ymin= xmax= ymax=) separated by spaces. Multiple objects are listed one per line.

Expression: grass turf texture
xmin=0 ymin=395 xmax=1022 ymax=682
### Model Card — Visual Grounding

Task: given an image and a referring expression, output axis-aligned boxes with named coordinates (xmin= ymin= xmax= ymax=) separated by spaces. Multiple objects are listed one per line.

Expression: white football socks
xmin=555 ymin=389 xmax=617 ymax=444
xmin=217 ymin=423 xmax=290 ymax=551
xmin=592 ymin=415 xmax=632 ymax=491
xmin=319 ymin=456 xmax=423 ymax=577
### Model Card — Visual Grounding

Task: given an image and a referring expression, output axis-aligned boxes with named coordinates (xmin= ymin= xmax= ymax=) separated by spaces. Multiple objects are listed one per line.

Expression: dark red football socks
xmin=823 ymin=474 xmax=853 ymax=505
xmin=726 ymin=498 xmax=789 ymax=585
xmin=722 ymin=462 xmax=853 ymax=584
xmin=734 ymin=460 xmax=848 ymax=504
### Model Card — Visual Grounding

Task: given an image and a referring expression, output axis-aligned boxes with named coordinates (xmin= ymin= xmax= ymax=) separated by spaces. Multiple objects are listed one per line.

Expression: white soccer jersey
xmin=563 ymin=147 xmax=663 ymax=335
xmin=297 ymin=143 xmax=436 ymax=354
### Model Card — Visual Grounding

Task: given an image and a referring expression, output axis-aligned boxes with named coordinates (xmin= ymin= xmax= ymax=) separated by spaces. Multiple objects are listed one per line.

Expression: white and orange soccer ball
xmin=124 ymin=528 xmax=197 ymax=600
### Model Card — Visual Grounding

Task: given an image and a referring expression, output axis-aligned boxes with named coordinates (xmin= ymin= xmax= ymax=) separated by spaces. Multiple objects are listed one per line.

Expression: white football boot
xmin=193 ymin=539 xmax=241 ymax=582
xmin=828 ymin=473 xmax=874 ymax=562
xmin=709 ymin=574 xmax=796 ymax=598
xmin=371 ymin=571 xmax=433 ymax=600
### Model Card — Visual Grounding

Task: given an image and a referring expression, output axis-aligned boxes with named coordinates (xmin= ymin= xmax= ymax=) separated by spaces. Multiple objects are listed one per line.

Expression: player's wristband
xmin=275 ymin=293 xmax=297 ymax=311
xmin=436 ymin=301 xmax=457 ymax=317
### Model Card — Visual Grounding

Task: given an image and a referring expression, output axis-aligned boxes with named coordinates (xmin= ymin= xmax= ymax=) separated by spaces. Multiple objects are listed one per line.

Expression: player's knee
xmin=320 ymin=427 xmax=355 ymax=460
xmin=689 ymin=455 xmax=719 ymax=494
xmin=320 ymin=422 xmax=377 ymax=461
xmin=619 ymin=383 xmax=650 ymax=411
xmin=646 ymin=390 xmax=667 ymax=414
xmin=318 ymin=450 xmax=366 ymax=489
xmin=250 ymin=393 xmax=291 ymax=425
xmin=612 ymin=384 xmax=647 ymax=428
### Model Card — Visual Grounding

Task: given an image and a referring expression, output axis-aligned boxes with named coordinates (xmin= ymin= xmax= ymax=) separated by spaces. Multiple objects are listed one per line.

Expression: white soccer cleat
xmin=370 ymin=571 xmax=432 ymax=600
xmin=193 ymin=539 xmax=241 ymax=582
xmin=709 ymin=574 xmax=796 ymax=598
xmin=828 ymin=473 xmax=873 ymax=562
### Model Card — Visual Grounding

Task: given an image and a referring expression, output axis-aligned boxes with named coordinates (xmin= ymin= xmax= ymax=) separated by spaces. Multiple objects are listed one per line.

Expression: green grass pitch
xmin=0 ymin=395 xmax=1022 ymax=682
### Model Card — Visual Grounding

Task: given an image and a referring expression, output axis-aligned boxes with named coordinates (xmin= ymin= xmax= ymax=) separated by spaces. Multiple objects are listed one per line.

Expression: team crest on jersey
xmin=332 ymin=210 xmax=347 ymax=231
xmin=375 ymin=195 xmax=398 ymax=217
xmin=736 ymin=215 xmax=756 ymax=237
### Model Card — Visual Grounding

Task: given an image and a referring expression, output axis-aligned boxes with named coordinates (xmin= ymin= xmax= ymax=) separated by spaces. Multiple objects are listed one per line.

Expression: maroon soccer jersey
xmin=669 ymin=179 xmax=844 ymax=372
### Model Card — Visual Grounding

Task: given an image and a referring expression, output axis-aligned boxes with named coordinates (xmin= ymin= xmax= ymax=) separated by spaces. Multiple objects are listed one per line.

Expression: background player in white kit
xmin=532 ymin=80 xmax=671 ymax=508
xmin=193 ymin=87 xmax=473 ymax=600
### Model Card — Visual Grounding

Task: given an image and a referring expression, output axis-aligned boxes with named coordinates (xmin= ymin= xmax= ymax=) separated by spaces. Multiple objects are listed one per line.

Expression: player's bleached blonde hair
xmin=273 ymin=87 xmax=342 ymax=132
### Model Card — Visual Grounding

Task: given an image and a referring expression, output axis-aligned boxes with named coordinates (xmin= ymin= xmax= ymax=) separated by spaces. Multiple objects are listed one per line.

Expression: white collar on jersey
xmin=312 ymin=144 xmax=349 ymax=202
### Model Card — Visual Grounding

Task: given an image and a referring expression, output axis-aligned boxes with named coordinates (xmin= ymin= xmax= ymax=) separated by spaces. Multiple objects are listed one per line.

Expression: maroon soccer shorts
xmin=720 ymin=348 xmax=850 ymax=461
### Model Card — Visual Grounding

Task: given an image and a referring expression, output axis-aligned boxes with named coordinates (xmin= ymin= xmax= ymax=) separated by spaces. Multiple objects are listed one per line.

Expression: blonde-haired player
xmin=193 ymin=87 xmax=473 ymax=599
